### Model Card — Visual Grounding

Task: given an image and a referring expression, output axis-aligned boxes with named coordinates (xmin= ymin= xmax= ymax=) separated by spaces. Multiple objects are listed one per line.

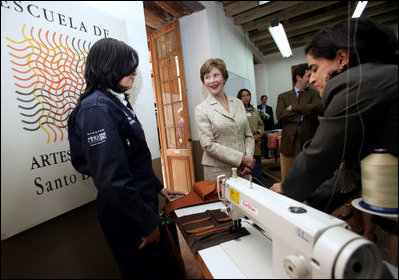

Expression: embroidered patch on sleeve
xmin=87 ymin=129 xmax=107 ymax=147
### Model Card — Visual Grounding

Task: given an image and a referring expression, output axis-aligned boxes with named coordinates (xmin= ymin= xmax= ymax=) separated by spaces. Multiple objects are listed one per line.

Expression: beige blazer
xmin=245 ymin=107 xmax=264 ymax=156
xmin=195 ymin=94 xmax=254 ymax=178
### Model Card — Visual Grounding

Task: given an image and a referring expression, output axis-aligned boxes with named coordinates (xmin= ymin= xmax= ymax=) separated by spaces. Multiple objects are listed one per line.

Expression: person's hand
xmin=286 ymin=105 xmax=292 ymax=111
xmin=253 ymin=133 xmax=262 ymax=140
xmin=270 ymin=183 xmax=284 ymax=194
xmin=238 ymin=165 xmax=252 ymax=176
xmin=241 ymin=155 xmax=255 ymax=170
xmin=138 ymin=226 xmax=160 ymax=250
xmin=160 ymin=188 xmax=186 ymax=202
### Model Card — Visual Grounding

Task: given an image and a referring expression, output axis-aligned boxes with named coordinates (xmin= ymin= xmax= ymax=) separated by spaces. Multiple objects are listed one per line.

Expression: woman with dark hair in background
xmin=237 ymin=88 xmax=264 ymax=185
xmin=270 ymin=18 xmax=398 ymax=266
xmin=68 ymin=38 xmax=183 ymax=278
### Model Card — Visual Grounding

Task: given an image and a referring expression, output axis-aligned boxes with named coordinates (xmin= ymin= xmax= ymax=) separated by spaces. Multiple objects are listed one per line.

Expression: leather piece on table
xmin=181 ymin=212 xmax=214 ymax=234
xmin=164 ymin=180 xmax=221 ymax=218
xmin=176 ymin=209 xmax=250 ymax=253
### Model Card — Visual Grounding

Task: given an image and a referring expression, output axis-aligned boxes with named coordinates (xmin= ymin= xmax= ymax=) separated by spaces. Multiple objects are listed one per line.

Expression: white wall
xmin=254 ymin=63 xmax=267 ymax=104
xmin=84 ymin=1 xmax=160 ymax=158
xmin=179 ymin=9 xmax=211 ymax=142
xmin=180 ymin=1 xmax=264 ymax=140
xmin=262 ymin=46 xmax=308 ymax=119
xmin=202 ymin=1 xmax=260 ymax=100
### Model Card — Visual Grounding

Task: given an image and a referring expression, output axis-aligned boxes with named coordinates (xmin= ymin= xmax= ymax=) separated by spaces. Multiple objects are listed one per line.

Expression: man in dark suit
xmin=257 ymin=95 xmax=275 ymax=158
xmin=276 ymin=63 xmax=322 ymax=180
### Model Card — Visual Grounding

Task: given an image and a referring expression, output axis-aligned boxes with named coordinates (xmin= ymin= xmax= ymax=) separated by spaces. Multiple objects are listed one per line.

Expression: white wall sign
xmin=1 ymin=1 xmax=127 ymax=240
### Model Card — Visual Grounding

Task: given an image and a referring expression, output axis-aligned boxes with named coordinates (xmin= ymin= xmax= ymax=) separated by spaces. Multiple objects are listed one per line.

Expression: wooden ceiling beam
xmin=369 ymin=11 xmax=399 ymax=25
xmin=144 ymin=9 xmax=168 ymax=30
xmin=158 ymin=1 xmax=193 ymax=16
xmin=183 ymin=1 xmax=206 ymax=13
xmin=152 ymin=1 xmax=181 ymax=18
xmin=223 ymin=1 xmax=259 ymax=17
xmin=258 ymin=31 xmax=318 ymax=53
xmin=249 ymin=3 xmax=347 ymax=42
xmin=256 ymin=14 xmax=350 ymax=48
xmin=233 ymin=1 xmax=300 ymax=25
xmin=261 ymin=41 xmax=309 ymax=56
xmin=143 ymin=1 xmax=174 ymax=23
xmin=362 ymin=1 xmax=398 ymax=18
xmin=144 ymin=1 xmax=204 ymax=34
xmin=250 ymin=5 xmax=350 ymax=43
xmin=250 ymin=1 xmax=395 ymax=43
xmin=242 ymin=1 xmax=340 ymax=32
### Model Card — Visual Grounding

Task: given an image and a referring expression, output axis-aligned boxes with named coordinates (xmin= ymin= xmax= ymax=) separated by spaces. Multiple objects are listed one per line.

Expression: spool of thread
xmin=360 ymin=149 xmax=398 ymax=214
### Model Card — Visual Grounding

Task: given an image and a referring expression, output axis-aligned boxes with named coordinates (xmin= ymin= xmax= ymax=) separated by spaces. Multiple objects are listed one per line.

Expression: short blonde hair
xmin=200 ymin=58 xmax=229 ymax=84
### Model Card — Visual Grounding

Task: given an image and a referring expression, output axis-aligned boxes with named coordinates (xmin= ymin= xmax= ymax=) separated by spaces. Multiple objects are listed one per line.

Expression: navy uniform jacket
xmin=282 ymin=63 xmax=398 ymax=202
xmin=68 ymin=90 xmax=163 ymax=238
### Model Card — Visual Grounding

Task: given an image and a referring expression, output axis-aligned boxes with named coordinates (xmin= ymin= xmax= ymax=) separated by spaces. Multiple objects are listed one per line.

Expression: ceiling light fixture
xmin=352 ymin=1 xmax=368 ymax=18
xmin=268 ymin=19 xmax=292 ymax=58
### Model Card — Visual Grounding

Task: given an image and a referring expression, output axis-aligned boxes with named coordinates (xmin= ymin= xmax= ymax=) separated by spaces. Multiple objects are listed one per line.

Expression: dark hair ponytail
xmin=79 ymin=38 xmax=139 ymax=102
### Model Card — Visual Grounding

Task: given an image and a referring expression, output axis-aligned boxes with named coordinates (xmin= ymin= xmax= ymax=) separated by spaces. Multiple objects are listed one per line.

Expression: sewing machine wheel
xmin=313 ymin=227 xmax=381 ymax=279
xmin=334 ymin=238 xmax=381 ymax=279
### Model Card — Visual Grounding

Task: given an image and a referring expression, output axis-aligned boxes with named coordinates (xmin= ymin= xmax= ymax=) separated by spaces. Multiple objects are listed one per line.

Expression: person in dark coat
xmin=257 ymin=95 xmax=275 ymax=131
xmin=257 ymin=95 xmax=275 ymax=158
xmin=68 ymin=38 xmax=184 ymax=278
xmin=276 ymin=64 xmax=322 ymax=180
xmin=270 ymin=18 xmax=398 ymax=266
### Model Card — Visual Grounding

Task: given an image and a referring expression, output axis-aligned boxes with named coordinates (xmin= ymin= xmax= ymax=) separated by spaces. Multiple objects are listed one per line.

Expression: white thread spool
xmin=361 ymin=149 xmax=398 ymax=211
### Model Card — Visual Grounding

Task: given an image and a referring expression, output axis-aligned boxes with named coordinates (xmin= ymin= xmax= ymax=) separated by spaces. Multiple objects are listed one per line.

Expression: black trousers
xmin=97 ymin=203 xmax=182 ymax=279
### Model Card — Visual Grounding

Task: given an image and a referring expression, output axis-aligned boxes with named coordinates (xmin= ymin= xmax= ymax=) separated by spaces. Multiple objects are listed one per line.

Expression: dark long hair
xmin=305 ymin=18 xmax=398 ymax=67
xmin=237 ymin=88 xmax=255 ymax=110
xmin=79 ymin=38 xmax=139 ymax=102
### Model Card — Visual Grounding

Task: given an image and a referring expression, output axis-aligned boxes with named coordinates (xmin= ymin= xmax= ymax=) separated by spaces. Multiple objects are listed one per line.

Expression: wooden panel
xmin=168 ymin=156 xmax=191 ymax=192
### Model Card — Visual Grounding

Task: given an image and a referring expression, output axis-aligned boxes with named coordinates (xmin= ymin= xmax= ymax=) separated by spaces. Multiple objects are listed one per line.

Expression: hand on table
xmin=161 ymin=188 xmax=187 ymax=202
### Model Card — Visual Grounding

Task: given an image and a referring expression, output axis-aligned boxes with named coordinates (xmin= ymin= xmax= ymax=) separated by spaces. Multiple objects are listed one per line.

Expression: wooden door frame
xmin=149 ymin=20 xmax=195 ymax=191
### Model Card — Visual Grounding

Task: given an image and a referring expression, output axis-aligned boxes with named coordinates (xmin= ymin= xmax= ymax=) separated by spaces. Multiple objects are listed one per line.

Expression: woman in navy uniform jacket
xmin=68 ymin=38 xmax=183 ymax=279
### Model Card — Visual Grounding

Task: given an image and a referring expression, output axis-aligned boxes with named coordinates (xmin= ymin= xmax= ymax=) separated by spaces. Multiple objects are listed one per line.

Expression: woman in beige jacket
xmin=195 ymin=58 xmax=255 ymax=180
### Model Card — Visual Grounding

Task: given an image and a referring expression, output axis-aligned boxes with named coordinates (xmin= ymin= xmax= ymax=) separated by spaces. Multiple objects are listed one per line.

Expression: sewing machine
xmin=216 ymin=174 xmax=383 ymax=279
